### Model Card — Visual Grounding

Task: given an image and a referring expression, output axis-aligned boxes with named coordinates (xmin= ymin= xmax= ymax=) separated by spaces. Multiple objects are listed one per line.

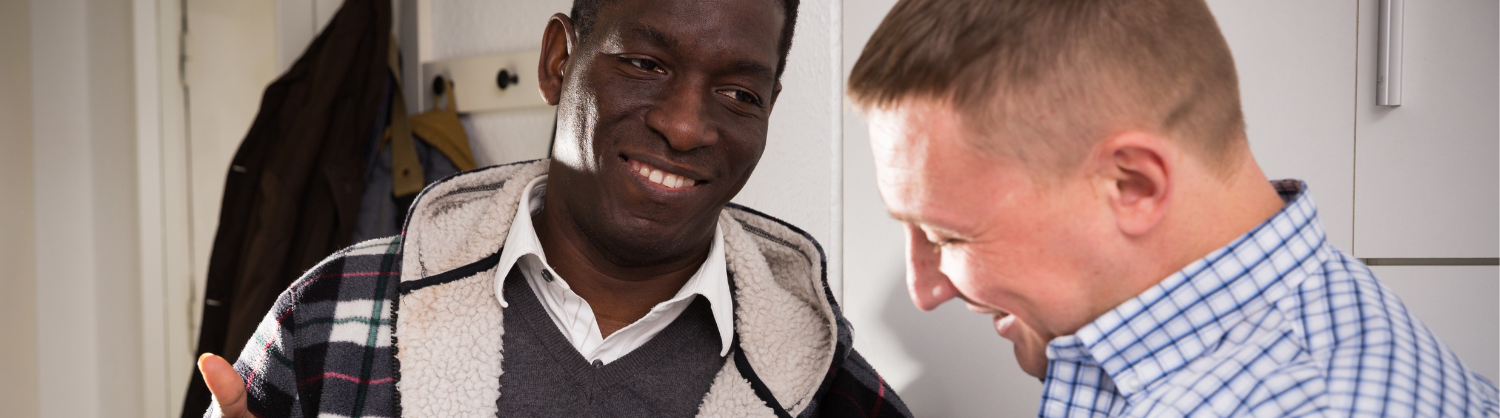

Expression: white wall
xmin=30 ymin=0 xmax=144 ymax=417
xmin=0 ymin=0 xmax=39 ymax=416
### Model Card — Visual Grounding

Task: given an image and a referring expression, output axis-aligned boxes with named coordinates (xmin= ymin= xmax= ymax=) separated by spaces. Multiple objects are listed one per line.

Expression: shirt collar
xmin=494 ymin=175 xmax=735 ymax=356
xmin=1046 ymin=180 xmax=1328 ymax=396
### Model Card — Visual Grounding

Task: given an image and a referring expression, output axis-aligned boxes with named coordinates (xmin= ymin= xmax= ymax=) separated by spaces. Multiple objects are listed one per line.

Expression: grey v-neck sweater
xmin=496 ymin=266 xmax=727 ymax=417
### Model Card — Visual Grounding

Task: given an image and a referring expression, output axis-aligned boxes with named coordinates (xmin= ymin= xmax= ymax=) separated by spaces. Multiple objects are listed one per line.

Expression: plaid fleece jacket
xmin=214 ymin=160 xmax=910 ymax=418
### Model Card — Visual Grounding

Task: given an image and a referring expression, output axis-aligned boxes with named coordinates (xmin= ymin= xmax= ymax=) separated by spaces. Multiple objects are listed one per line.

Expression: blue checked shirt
xmin=1040 ymin=180 xmax=1499 ymax=417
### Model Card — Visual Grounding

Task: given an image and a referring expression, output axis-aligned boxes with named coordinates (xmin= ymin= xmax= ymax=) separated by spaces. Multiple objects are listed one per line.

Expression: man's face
xmin=548 ymin=0 xmax=783 ymax=265
xmin=867 ymin=99 xmax=1113 ymax=341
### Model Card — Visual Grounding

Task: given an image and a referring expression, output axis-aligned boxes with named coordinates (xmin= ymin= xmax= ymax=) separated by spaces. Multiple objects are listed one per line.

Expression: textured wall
xmin=428 ymin=0 xmax=841 ymax=289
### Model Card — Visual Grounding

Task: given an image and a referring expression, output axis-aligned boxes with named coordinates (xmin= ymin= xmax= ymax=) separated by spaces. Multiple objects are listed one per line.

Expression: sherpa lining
xmin=393 ymin=159 xmax=837 ymax=417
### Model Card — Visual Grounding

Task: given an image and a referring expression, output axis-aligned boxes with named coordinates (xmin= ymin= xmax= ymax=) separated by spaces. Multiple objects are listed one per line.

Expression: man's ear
xmin=538 ymin=13 xmax=577 ymax=106
xmin=767 ymin=81 xmax=782 ymax=111
xmin=1096 ymin=132 xmax=1172 ymax=237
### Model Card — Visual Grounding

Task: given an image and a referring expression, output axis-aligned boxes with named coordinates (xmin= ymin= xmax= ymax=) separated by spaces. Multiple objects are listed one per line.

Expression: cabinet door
xmin=1208 ymin=0 xmax=1358 ymax=251
xmin=1372 ymin=265 xmax=1499 ymax=383
xmin=1354 ymin=0 xmax=1499 ymax=258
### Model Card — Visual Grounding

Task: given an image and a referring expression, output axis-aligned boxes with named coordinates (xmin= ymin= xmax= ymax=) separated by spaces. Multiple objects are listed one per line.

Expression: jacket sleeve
xmin=813 ymin=349 xmax=913 ymax=418
xmin=204 ymin=270 xmax=309 ymax=418
xmin=208 ymin=235 xmax=405 ymax=418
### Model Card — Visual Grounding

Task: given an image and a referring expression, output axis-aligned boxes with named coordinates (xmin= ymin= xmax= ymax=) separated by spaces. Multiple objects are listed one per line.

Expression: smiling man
xmin=851 ymin=0 xmax=1498 ymax=416
xmin=196 ymin=0 xmax=909 ymax=417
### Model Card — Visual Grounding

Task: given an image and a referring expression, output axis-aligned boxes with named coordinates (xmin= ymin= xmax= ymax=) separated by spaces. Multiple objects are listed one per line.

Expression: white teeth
xmin=631 ymin=159 xmax=696 ymax=189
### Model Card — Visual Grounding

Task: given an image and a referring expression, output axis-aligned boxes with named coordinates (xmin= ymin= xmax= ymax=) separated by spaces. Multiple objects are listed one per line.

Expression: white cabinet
xmin=1373 ymin=265 xmax=1499 ymax=383
xmin=1353 ymin=0 xmax=1499 ymax=258
xmin=1209 ymin=0 xmax=1358 ymax=251
xmin=1213 ymin=0 xmax=1499 ymax=260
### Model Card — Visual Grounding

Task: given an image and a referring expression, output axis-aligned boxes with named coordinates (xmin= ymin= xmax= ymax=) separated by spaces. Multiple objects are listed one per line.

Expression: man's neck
xmin=1064 ymin=157 xmax=1287 ymax=339
xmin=531 ymin=202 xmax=712 ymax=338
xmin=1126 ymin=158 xmax=1286 ymax=305
xmin=1170 ymin=159 xmax=1288 ymax=273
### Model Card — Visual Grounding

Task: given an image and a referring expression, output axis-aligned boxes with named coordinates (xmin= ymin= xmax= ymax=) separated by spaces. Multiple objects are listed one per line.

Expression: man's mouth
xmin=626 ymin=158 xmax=700 ymax=190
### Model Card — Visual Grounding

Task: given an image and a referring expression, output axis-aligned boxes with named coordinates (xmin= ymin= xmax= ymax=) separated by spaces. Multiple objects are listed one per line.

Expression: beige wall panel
xmin=0 ymin=0 xmax=38 ymax=416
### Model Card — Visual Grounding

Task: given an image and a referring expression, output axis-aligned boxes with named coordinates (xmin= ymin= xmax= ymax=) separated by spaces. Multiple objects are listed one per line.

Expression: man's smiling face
xmin=544 ymin=0 xmax=785 ymax=266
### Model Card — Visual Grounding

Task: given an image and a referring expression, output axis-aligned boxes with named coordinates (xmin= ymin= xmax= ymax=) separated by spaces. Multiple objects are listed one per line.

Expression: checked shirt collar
xmin=1043 ymin=180 xmax=1323 ymax=406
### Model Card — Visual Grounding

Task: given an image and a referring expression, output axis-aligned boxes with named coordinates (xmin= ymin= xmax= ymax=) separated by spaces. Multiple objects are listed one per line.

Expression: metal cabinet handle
xmin=1378 ymin=0 xmax=1404 ymax=106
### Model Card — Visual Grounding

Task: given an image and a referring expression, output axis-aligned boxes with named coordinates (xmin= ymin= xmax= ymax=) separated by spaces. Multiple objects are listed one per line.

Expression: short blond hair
xmin=849 ymin=0 xmax=1247 ymax=175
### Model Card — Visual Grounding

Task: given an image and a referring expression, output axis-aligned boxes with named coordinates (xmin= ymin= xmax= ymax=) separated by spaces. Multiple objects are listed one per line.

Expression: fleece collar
xmin=392 ymin=160 xmax=839 ymax=417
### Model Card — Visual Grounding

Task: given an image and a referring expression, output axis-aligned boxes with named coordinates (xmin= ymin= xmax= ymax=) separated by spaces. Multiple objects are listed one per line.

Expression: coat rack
xmin=397 ymin=0 xmax=547 ymax=114
xmin=420 ymin=49 xmax=548 ymax=113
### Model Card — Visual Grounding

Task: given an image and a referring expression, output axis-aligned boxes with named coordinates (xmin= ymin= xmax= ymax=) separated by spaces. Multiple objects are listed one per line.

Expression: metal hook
xmin=432 ymin=75 xmax=448 ymax=96
xmin=497 ymin=69 xmax=519 ymax=90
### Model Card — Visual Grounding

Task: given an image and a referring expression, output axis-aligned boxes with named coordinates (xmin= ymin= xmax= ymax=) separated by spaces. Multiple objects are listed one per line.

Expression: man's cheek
xmin=944 ymin=249 xmax=997 ymax=298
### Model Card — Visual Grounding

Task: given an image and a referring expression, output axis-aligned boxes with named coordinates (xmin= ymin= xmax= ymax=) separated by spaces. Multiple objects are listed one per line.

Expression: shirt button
xmin=1116 ymin=375 xmax=1141 ymax=393
xmin=541 ymin=269 xmax=555 ymax=282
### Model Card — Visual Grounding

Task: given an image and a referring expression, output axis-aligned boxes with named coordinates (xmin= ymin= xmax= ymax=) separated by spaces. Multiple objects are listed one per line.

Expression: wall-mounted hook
xmin=421 ymin=49 xmax=549 ymax=113
xmin=432 ymin=75 xmax=448 ymax=96
xmin=497 ymin=69 xmax=519 ymax=90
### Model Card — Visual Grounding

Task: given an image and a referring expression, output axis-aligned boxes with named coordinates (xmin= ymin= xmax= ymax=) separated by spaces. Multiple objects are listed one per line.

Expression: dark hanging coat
xmin=180 ymin=1 xmax=391 ymax=416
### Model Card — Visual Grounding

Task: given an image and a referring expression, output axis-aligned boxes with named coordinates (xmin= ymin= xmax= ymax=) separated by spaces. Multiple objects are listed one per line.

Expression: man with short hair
xmin=198 ymin=0 xmax=910 ymax=416
xmin=850 ymin=0 xmax=1498 ymax=416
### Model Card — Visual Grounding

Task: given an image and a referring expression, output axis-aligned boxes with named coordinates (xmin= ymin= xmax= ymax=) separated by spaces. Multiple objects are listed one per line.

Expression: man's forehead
xmin=867 ymin=100 xmax=970 ymax=170
xmin=868 ymin=99 xmax=1018 ymax=231
xmin=598 ymin=0 xmax=783 ymax=51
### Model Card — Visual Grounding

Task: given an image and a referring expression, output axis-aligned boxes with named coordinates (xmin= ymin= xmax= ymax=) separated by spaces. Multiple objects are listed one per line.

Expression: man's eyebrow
xmin=629 ymin=24 xmax=678 ymax=49
xmin=729 ymin=59 xmax=776 ymax=80
xmin=887 ymin=211 xmax=917 ymax=224
xmin=887 ymin=211 xmax=966 ymax=236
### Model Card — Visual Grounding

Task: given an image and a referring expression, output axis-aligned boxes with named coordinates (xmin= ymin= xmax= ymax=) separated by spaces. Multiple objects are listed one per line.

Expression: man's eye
xmin=928 ymin=235 xmax=963 ymax=248
xmin=627 ymin=58 xmax=658 ymax=72
xmin=719 ymin=89 xmax=761 ymax=106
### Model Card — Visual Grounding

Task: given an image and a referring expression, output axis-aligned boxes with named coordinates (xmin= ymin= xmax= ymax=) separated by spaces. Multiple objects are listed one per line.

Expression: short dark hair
xmin=849 ymin=0 xmax=1246 ymax=176
xmin=570 ymin=0 xmax=800 ymax=81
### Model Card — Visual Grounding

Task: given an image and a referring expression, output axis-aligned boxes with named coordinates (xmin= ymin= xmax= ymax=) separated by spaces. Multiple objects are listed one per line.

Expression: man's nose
xmin=646 ymin=81 xmax=719 ymax=151
xmin=905 ymin=224 xmax=960 ymax=311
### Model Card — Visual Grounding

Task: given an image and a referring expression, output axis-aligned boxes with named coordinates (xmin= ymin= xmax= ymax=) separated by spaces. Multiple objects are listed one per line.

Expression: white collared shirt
xmin=494 ymin=176 xmax=734 ymax=365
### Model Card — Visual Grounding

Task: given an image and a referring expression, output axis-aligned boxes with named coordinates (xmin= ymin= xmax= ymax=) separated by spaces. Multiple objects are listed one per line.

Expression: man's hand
xmin=198 ymin=353 xmax=249 ymax=418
